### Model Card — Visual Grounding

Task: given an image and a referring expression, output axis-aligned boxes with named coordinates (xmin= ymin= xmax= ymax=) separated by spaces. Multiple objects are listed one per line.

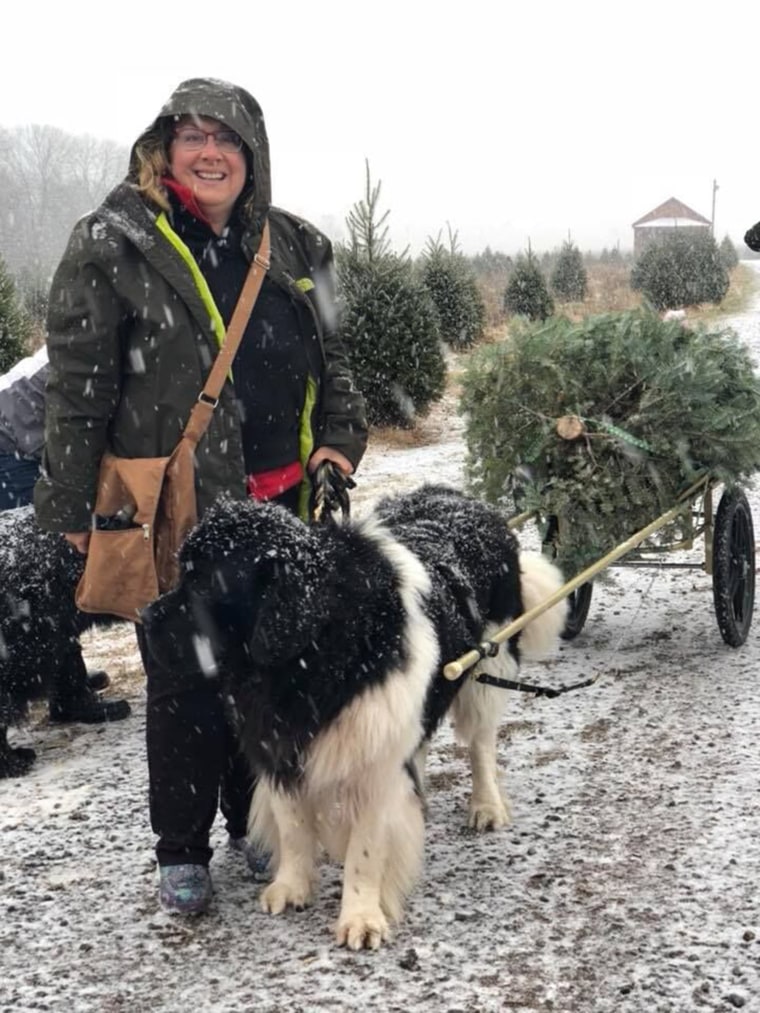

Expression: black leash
xmin=475 ymin=671 xmax=598 ymax=698
xmin=310 ymin=461 xmax=355 ymax=525
xmin=458 ymin=637 xmax=599 ymax=697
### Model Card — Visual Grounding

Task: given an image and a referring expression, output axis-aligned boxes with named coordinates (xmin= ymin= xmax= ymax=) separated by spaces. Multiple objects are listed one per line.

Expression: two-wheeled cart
xmin=444 ymin=473 xmax=756 ymax=682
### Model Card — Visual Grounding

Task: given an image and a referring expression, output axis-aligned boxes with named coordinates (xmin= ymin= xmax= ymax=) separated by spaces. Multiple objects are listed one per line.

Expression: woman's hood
xmin=128 ymin=77 xmax=271 ymax=225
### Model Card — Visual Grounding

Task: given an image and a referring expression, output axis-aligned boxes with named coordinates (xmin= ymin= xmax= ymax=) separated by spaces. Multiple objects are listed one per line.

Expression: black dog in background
xmin=144 ymin=485 xmax=566 ymax=948
xmin=0 ymin=506 xmax=129 ymax=778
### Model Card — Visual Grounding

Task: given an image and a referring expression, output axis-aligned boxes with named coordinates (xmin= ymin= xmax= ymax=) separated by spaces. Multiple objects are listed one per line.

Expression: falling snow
xmin=3 ymin=267 xmax=760 ymax=1012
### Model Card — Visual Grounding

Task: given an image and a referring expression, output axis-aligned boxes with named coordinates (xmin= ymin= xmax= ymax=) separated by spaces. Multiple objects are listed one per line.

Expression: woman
xmin=35 ymin=78 xmax=367 ymax=915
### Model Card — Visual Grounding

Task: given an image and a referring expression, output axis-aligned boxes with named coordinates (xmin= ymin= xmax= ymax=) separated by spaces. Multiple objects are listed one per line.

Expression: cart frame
xmin=443 ymin=474 xmax=755 ymax=681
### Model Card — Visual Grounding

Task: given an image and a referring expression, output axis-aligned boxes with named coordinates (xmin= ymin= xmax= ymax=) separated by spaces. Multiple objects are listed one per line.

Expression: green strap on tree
xmin=586 ymin=418 xmax=656 ymax=454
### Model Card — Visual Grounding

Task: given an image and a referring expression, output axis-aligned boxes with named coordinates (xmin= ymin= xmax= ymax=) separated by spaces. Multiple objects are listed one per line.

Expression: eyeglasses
xmin=172 ymin=127 xmax=244 ymax=153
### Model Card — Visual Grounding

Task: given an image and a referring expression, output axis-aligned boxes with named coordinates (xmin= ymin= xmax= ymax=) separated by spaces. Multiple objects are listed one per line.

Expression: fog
xmin=2 ymin=0 xmax=757 ymax=255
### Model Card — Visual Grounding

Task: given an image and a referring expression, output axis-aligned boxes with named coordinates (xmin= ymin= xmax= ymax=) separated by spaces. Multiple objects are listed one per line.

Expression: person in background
xmin=35 ymin=78 xmax=368 ymax=916
xmin=0 ymin=347 xmax=130 ymax=724
xmin=0 ymin=347 xmax=48 ymax=510
xmin=744 ymin=221 xmax=760 ymax=253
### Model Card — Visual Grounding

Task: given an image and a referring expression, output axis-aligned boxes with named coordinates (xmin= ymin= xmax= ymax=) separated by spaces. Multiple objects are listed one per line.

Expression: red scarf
xmin=161 ymin=176 xmax=212 ymax=226
xmin=247 ymin=462 xmax=303 ymax=501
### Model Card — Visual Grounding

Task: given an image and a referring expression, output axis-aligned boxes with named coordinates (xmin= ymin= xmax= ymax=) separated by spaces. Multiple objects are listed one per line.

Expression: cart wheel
xmin=561 ymin=582 xmax=593 ymax=641
xmin=712 ymin=489 xmax=755 ymax=647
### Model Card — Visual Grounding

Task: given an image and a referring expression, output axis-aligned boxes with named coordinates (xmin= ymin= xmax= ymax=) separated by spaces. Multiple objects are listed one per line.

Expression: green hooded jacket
xmin=35 ymin=77 xmax=367 ymax=531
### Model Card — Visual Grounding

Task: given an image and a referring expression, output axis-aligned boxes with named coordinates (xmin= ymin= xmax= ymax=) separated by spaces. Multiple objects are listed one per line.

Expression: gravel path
xmin=3 ymin=269 xmax=760 ymax=1012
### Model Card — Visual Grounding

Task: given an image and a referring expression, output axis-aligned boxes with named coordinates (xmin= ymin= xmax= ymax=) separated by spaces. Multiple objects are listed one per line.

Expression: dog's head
xmin=142 ymin=497 xmax=329 ymax=675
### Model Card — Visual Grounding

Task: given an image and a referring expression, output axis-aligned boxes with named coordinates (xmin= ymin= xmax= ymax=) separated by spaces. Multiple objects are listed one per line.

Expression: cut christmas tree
xmin=461 ymin=311 xmax=760 ymax=576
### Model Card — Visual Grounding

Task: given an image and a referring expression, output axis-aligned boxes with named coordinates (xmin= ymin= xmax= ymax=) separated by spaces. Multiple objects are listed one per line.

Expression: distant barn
xmin=632 ymin=197 xmax=711 ymax=257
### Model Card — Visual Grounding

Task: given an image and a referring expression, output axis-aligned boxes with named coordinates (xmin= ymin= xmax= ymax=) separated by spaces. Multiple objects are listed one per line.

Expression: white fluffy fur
xmin=253 ymin=521 xmax=437 ymax=950
xmin=451 ymin=552 xmax=566 ymax=832
xmin=450 ymin=635 xmax=517 ymax=831
xmin=304 ymin=518 xmax=439 ymax=795
xmin=517 ymin=553 xmax=568 ymax=659
xmin=249 ymin=534 xmax=566 ymax=950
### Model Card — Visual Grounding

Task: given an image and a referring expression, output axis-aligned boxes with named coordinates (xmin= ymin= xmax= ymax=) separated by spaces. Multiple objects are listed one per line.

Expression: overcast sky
xmin=3 ymin=0 xmax=757 ymax=255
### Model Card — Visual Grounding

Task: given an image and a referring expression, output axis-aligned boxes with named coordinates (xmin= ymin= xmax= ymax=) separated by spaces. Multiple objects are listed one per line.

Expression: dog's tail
xmin=517 ymin=553 xmax=567 ymax=659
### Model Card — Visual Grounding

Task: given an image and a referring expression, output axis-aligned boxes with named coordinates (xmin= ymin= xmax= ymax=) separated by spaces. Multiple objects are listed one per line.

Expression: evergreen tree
xmin=419 ymin=228 xmax=486 ymax=348
xmin=0 ymin=256 xmax=31 ymax=372
xmin=14 ymin=266 xmax=49 ymax=329
xmin=630 ymin=231 xmax=729 ymax=310
xmin=469 ymin=247 xmax=513 ymax=277
xmin=503 ymin=249 xmax=554 ymax=321
xmin=719 ymin=234 xmax=739 ymax=271
xmin=336 ymin=163 xmax=445 ymax=427
xmin=551 ymin=240 xmax=588 ymax=302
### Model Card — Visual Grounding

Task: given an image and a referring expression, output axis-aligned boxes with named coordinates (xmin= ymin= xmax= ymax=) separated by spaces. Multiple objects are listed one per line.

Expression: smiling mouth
xmin=195 ymin=171 xmax=226 ymax=181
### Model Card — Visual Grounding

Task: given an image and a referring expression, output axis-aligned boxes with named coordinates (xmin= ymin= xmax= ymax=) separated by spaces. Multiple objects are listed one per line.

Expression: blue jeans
xmin=0 ymin=453 xmax=40 ymax=511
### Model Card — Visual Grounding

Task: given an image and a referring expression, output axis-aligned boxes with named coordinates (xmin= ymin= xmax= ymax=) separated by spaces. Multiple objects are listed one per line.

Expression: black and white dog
xmin=143 ymin=485 xmax=566 ymax=948
xmin=0 ymin=506 xmax=117 ymax=777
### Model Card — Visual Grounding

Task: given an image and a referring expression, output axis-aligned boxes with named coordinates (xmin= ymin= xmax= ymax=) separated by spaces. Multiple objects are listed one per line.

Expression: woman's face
xmin=169 ymin=115 xmax=247 ymax=230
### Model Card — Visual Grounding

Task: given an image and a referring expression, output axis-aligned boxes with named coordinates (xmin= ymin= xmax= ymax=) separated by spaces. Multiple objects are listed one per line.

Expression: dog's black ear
xmin=247 ymin=548 xmax=329 ymax=666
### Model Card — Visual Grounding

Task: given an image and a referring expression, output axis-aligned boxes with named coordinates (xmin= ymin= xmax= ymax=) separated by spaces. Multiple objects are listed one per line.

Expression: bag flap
xmin=94 ymin=452 xmax=171 ymax=523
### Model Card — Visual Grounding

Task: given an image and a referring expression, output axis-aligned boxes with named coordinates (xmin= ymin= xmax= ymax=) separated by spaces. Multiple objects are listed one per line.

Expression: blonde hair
xmin=132 ymin=127 xmax=171 ymax=212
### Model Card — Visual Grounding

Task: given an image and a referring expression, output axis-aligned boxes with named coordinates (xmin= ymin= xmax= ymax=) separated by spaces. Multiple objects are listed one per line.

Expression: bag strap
xmin=183 ymin=220 xmax=271 ymax=446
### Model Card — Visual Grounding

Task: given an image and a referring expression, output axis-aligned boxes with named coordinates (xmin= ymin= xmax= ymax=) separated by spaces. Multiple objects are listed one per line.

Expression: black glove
xmin=309 ymin=461 xmax=356 ymax=524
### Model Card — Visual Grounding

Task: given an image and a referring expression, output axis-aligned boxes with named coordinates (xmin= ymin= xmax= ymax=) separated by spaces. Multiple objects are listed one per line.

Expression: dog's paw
xmin=259 ymin=878 xmax=312 ymax=915
xmin=335 ymin=907 xmax=390 ymax=951
xmin=468 ymin=796 xmax=511 ymax=831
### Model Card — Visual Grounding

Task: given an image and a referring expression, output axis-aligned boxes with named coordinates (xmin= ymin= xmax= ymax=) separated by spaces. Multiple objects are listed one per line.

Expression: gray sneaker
xmin=158 ymin=864 xmax=212 ymax=915
xmin=229 ymin=836 xmax=270 ymax=880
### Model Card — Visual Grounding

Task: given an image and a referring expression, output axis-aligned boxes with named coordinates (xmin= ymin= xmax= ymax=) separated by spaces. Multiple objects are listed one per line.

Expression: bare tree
xmin=0 ymin=125 xmax=128 ymax=310
xmin=69 ymin=134 xmax=129 ymax=206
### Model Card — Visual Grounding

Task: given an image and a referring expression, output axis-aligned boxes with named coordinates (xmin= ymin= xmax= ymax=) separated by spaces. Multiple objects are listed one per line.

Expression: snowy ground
xmin=4 ymin=267 xmax=760 ymax=1013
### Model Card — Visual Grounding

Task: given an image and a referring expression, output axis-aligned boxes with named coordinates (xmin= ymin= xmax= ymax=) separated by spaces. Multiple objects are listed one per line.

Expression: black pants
xmin=0 ymin=453 xmax=42 ymax=510
xmin=140 ymin=622 xmax=254 ymax=867
xmin=142 ymin=483 xmax=302 ymax=867
xmin=51 ymin=639 xmax=95 ymax=707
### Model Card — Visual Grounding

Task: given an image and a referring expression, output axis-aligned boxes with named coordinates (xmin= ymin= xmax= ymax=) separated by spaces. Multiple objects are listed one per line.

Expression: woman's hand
xmin=307 ymin=447 xmax=353 ymax=476
xmin=65 ymin=532 xmax=91 ymax=554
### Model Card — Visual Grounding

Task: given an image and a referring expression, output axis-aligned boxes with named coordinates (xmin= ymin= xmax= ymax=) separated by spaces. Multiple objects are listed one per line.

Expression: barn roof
xmin=632 ymin=197 xmax=711 ymax=228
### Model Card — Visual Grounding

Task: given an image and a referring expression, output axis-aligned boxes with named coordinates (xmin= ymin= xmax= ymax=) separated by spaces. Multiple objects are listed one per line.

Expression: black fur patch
xmin=0 ymin=506 xmax=116 ymax=769
xmin=372 ymin=485 xmax=523 ymax=737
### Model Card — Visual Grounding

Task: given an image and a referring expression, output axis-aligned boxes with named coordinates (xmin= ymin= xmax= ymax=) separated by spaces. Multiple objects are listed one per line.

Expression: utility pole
xmin=711 ymin=179 xmax=719 ymax=236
